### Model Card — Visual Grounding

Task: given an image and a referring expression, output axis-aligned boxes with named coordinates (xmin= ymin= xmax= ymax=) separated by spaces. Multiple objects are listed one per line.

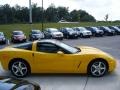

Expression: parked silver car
xmin=29 ymin=30 xmax=44 ymax=41
xmin=73 ymin=27 xmax=92 ymax=37
xmin=44 ymin=28 xmax=63 ymax=40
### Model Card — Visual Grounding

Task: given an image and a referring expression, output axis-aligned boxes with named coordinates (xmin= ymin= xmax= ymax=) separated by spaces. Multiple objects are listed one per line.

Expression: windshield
xmin=32 ymin=30 xmax=41 ymax=34
xmin=0 ymin=32 xmax=4 ymax=36
xmin=78 ymin=27 xmax=85 ymax=31
xmin=56 ymin=41 xmax=80 ymax=53
xmin=66 ymin=28 xmax=74 ymax=32
xmin=0 ymin=82 xmax=16 ymax=90
xmin=16 ymin=84 xmax=35 ymax=90
xmin=114 ymin=27 xmax=120 ymax=31
xmin=49 ymin=29 xmax=58 ymax=32
xmin=12 ymin=42 xmax=32 ymax=50
xmin=13 ymin=31 xmax=23 ymax=35
xmin=92 ymin=27 xmax=98 ymax=30
xmin=104 ymin=27 xmax=111 ymax=31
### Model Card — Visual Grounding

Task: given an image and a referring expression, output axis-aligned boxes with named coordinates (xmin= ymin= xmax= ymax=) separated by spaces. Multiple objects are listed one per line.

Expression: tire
xmin=66 ymin=35 xmax=69 ymax=39
xmin=87 ymin=60 xmax=108 ymax=77
xmin=11 ymin=39 xmax=14 ymax=43
xmin=9 ymin=59 xmax=31 ymax=78
xmin=80 ymin=34 xmax=83 ymax=38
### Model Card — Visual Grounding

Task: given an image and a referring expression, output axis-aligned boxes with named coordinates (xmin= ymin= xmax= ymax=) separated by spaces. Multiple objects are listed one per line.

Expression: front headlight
xmin=13 ymin=37 xmax=17 ymax=39
xmin=52 ymin=34 xmax=56 ymax=37
xmin=61 ymin=33 xmax=63 ymax=37
xmin=69 ymin=32 xmax=73 ymax=35
xmin=32 ymin=35 xmax=35 ymax=38
xmin=2 ymin=38 xmax=5 ymax=40
xmin=24 ymin=36 xmax=26 ymax=39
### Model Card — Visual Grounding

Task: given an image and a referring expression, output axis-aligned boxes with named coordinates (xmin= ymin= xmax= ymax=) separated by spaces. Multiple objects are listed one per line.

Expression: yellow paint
xmin=0 ymin=41 xmax=116 ymax=74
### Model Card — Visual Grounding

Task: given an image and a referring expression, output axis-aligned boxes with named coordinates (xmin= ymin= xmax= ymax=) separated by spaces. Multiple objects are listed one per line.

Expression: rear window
xmin=12 ymin=43 xmax=32 ymax=50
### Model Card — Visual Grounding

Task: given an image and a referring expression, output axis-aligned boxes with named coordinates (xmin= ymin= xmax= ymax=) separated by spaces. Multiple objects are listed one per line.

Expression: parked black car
xmin=85 ymin=27 xmax=104 ymax=36
xmin=97 ymin=26 xmax=115 ymax=36
xmin=116 ymin=26 xmax=120 ymax=29
xmin=0 ymin=76 xmax=40 ymax=90
xmin=0 ymin=32 xmax=6 ymax=44
xmin=29 ymin=30 xmax=44 ymax=41
xmin=108 ymin=26 xmax=120 ymax=35
xmin=59 ymin=27 xmax=78 ymax=39
xmin=11 ymin=31 xmax=26 ymax=43
xmin=44 ymin=28 xmax=63 ymax=40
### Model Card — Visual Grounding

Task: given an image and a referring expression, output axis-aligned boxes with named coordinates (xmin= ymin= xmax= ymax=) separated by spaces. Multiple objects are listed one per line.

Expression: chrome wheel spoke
xmin=92 ymin=64 xmax=97 ymax=69
xmin=12 ymin=61 xmax=27 ymax=77
xmin=19 ymin=70 xmax=24 ymax=76
xmin=98 ymin=70 xmax=102 ymax=75
xmin=21 ymin=67 xmax=27 ymax=70
xmin=18 ymin=62 xmax=22 ymax=68
xmin=92 ymin=69 xmax=98 ymax=74
xmin=12 ymin=64 xmax=18 ymax=69
xmin=100 ymin=67 xmax=106 ymax=70
xmin=98 ymin=62 xmax=102 ymax=67
xmin=91 ymin=61 xmax=107 ymax=76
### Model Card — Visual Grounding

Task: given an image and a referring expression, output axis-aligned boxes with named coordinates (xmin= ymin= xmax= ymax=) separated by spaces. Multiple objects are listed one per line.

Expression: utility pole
xmin=42 ymin=0 xmax=44 ymax=31
xmin=29 ymin=0 xmax=32 ymax=24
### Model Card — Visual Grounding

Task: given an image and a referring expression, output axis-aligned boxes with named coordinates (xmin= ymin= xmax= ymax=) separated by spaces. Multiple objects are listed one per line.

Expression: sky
xmin=0 ymin=0 xmax=120 ymax=21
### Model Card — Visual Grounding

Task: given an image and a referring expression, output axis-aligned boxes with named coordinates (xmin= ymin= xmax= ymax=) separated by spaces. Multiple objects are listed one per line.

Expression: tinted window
xmin=32 ymin=30 xmax=41 ymax=34
xmin=13 ymin=43 xmax=32 ymax=50
xmin=13 ymin=31 xmax=23 ymax=35
xmin=49 ymin=29 xmax=58 ymax=32
xmin=37 ymin=43 xmax=59 ymax=53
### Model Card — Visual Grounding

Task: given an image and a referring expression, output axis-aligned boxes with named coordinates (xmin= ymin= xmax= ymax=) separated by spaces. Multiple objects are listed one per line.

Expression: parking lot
xmin=0 ymin=35 xmax=120 ymax=90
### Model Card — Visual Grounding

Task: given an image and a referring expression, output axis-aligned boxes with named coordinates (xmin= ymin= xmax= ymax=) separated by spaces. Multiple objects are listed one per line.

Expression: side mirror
xmin=57 ymin=51 xmax=64 ymax=55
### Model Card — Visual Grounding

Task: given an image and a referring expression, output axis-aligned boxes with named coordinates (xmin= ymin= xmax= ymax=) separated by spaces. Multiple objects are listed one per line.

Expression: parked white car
xmin=73 ymin=27 xmax=92 ymax=37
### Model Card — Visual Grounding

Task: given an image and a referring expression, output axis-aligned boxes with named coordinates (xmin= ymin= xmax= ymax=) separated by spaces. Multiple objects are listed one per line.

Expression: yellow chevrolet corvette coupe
xmin=0 ymin=39 xmax=116 ymax=77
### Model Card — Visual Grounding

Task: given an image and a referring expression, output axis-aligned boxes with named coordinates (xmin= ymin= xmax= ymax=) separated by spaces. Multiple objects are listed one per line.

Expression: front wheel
xmin=9 ymin=60 xmax=30 ymax=78
xmin=88 ymin=60 xmax=108 ymax=77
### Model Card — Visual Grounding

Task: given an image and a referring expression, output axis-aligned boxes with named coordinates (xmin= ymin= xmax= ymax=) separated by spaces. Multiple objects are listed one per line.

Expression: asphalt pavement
xmin=0 ymin=35 xmax=120 ymax=90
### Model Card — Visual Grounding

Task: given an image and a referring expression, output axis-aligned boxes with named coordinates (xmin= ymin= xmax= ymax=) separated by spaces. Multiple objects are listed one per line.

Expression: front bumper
xmin=0 ymin=39 xmax=6 ymax=43
xmin=108 ymin=60 xmax=116 ymax=72
xmin=13 ymin=38 xmax=26 ymax=42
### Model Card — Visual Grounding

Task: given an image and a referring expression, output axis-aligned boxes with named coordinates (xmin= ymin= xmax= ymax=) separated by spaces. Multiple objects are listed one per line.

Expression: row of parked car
xmin=0 ymin=26 xmax=120 ymax=44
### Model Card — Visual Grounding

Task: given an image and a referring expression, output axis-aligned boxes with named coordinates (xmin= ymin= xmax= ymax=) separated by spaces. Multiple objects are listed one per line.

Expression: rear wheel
xmin=88 ymin=60 xmax=108 ymax=77
xmin=9 ymin=59 xmax=30 ymax=78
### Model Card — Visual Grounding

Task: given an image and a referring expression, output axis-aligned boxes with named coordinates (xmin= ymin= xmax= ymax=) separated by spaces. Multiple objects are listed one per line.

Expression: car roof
xmin=32 ymin=30 xmax=41 ymax=31
xmin=13 ymin=31 xmax=23 ymax=32
xmin=0 ymin=32 xmax=4 ymax=34
xmin=46 ymin=28 xmax=58 ymax=30
xmin=36 ymin=39 xmax=60 ymax=44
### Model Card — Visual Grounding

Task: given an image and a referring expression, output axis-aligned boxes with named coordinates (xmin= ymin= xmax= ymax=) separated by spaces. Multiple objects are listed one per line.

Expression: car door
xmin=33 ymin=42 xmax=80 ymax=73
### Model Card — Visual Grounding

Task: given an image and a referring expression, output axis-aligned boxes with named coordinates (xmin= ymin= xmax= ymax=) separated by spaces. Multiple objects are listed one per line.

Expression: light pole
xmin=29 ymin=0 xmax=32 ymax=24
xmin=41 ymin=0 xmax=44 ymax=31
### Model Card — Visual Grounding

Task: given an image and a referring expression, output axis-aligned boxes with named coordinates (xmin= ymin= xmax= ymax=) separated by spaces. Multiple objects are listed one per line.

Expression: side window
xmin=37 ymin=43 xmax=59 ymax=53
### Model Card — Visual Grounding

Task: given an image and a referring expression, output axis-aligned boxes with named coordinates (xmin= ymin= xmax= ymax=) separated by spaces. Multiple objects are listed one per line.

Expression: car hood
xmin=32 ymin=34 xmax=43 ymax=37
xmin=83 ymin=30 xmax=91 ymax=33
xmin=77 ymin=46 xmax=109 ymax=55
xmin=52 ymin=32 xmax=63 ymax=35
xmin=68 ymin=31 xmax=77 ymax=34
xmin=14 ymin=35 xmax=25 ymax=37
